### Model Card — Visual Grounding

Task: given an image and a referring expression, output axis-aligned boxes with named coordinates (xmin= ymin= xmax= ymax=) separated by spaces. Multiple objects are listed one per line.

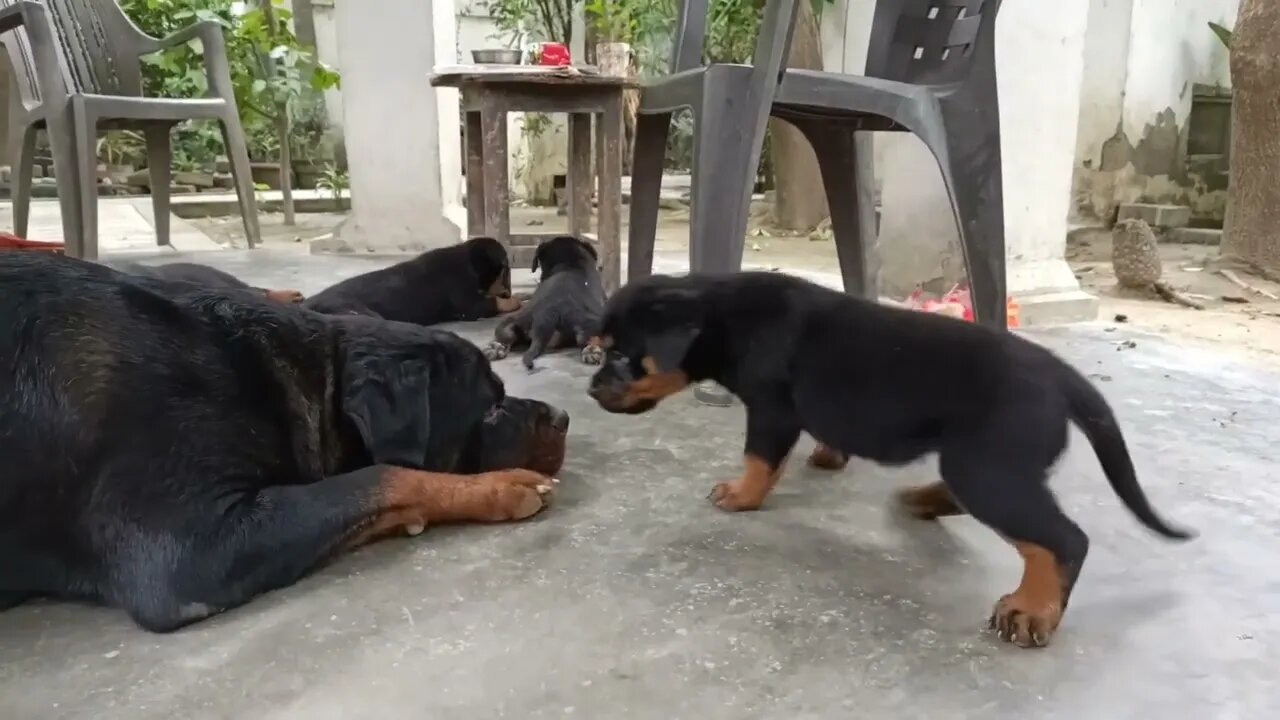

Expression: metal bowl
xmin=472 ymin=49 xmax=522 ymax=65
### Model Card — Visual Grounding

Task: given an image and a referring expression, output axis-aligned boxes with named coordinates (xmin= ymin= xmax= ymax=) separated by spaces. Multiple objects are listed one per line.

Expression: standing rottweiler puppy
xmin=0 ymin=253 xmax=568 ymax=632
xmin=587 ymin=271 xmax=1193 ymax=648
xmin=112 ymin=260 xmax=305 ymax=304
xmin=484 ymin=235 xmax=608 ymax=370
xmin=303 ymin=235 xmax=519 ymax=323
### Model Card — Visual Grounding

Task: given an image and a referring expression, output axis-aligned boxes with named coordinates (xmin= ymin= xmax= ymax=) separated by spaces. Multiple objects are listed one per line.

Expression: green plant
xmin=120 ymin=0 xmax=339 ymax=161
xmin=1209 ymin=21 xmax=1233 ymax=50
xmin=316 ymin=163 xmax=350 ymax=202
xmin=97 ymin=130 xmax=145 ymax=166
xmin=486 ymin=0 xmax=575 ymax=46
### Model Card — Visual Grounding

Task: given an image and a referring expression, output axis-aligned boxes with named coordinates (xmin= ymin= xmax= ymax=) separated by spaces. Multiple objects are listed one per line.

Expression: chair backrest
xmin=864 ymin=0 xmax=1002 ymax=86
xmin=668 ymin=0 xmax=800 ymax=80
xmin=1 ymin=0 xmax=143 ymax=109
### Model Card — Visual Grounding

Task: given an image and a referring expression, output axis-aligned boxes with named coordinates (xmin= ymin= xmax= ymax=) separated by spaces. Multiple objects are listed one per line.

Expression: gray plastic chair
xmin=1 ymin=0 xmax=260 ymax=259
xmin=629 ymin=0 xmax=1008 ymax=328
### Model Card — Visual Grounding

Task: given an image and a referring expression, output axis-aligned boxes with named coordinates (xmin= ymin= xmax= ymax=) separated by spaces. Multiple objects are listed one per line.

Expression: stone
xmin=173 ymin=170 xmax=216 ymax=189
xmin=1169 ymin=227 xmax=1222 ymax=245
xmin=1112 ymin=218 xmax=1162 ymax=288
xmin=213 ymin=172 xmax=234 ymax=189
xmin=1116 ymin=203 xmax=1192 ymax=229
xmin=127 ymin=169 xmax=151 ymax=188
xmin=31 ymin=165 xmax=43 ymax=179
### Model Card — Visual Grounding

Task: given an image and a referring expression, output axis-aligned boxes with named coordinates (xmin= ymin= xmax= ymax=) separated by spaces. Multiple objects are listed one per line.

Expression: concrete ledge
xmin=1014 ymin=288 xmax=1100 ymax=326
xmin=1117 ymin=203 xmax=1191 ymax=229
xmin=1169 ymin=227 xmax=1222 ymax=246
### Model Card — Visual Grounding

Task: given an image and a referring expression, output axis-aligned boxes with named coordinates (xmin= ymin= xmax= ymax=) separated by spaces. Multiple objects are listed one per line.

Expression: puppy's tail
xmin=521 ymin=320 xmax=554 ymax=371
xmin=1060 ymin=364 xmax=1196 ymax=541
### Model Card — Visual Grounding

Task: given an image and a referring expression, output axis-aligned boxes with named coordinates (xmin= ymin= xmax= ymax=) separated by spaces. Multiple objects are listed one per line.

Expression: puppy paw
xmin=496 ymin=296 xmax=523 ymax=313
xmin=478 ymin=469 xmax=557 ymax=521
xmin=894 ymin=481 xmax=965 ymax=520
xmin=989 ymin=592 xmax=1062 ymax=649
xmin=264 ymin=288 xmax=306 ymax=304
xmin=806 ymin=443 xmax=848 ymax=471
xmin=483 ymin=341 xmax=510 ymax=361
xmin=580 ymin=343 xmax=604 ymax=365
xmin=707 ymin=481 xmax=765 ymax=512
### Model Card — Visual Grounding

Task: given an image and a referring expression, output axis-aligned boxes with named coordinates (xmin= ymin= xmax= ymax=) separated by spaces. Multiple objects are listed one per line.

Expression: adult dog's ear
xmin=580 ymin=239 xmax=599 ymax=263
xmin=341 ymin=346 xmax=432 ymax=468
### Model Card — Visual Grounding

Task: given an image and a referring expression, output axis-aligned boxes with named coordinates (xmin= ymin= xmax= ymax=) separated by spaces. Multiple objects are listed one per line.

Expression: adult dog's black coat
xmin=111 ymin=260 xmax=305 ymax=304
xmin=0 ymin=253 xmax=568 ymax=632
xmin=484 ymin=235 xmax=607 ymax=369
xmin=587 ymin=271 xmax=1194 ymax=649
xmin=303 ymin=235 xmax=519 ymax=323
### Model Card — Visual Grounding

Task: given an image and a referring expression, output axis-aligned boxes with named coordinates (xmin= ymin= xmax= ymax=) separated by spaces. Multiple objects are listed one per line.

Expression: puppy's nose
xmin=550 ymin=408 xmax=570 ymax=433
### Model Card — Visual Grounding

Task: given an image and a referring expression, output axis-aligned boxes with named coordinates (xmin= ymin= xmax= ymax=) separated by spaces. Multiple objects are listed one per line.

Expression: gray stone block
xmin=1116 ymin=203 xmax=1191 ymax=229
xmin=1168 ymin=227 xmax=1222 ymax=245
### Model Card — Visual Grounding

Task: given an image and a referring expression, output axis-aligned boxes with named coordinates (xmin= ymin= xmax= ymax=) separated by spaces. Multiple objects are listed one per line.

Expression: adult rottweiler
xmin=587 ymin=271 xmax=1194 ymax=648
xmin=111 ymin=260 xmax=305 ymax=304
xmin=303 ymin=235 xmax=520 ymax=323
xmin=0 ymin=252 xmax=568 ymax=633
xmin=484 ymin=235 xmax=607 ymax=370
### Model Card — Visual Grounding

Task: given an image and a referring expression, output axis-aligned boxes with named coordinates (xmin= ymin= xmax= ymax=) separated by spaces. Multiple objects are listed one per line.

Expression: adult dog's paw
xmin=483 ymin=341 xmax=510 ymax=361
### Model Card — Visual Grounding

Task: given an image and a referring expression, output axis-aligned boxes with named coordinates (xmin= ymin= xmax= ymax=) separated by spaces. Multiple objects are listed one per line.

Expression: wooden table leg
xmin=465 ymin=111 xmax=485 ymax=237
xmin=567 ymin=112 xmax=593 ymax=237
xmin=596 ymin=98 xmax=623 ymax=294
xmin=479 ymin=102 xmax=510 ymax=245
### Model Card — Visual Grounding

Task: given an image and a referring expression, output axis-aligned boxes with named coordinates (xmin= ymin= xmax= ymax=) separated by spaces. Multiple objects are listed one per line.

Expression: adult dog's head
xmin=466 ymin=236 xmax=513 ymax=300
xmin=337 ymin=318 xmax=567 ymax=475
xmin=531 ymin=235 xmax=598 ymax=280
xmin=587 ymin=274 xmax=705 ymax=415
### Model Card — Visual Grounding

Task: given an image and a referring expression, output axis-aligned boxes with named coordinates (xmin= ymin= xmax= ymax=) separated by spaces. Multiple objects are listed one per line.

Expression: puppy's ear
xmin=645 ymin=325 xmax=700 ymax=374
xmin=341 ymin=346 xmax=432 ymax=468
xmin=531 ymin=241 xmax=546 ymax=273
xmin=468 ymin=237 xmax=510 ymax=289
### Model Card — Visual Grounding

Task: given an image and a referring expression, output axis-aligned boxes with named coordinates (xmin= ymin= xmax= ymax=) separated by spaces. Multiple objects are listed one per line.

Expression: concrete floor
xmin=2 ymin=249 xmax=1278 ymax=719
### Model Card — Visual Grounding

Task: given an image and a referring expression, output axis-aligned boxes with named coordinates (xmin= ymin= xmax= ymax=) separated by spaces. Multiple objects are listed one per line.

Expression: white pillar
xmin=827 ymin=0 xmax=1098 ymax=324
xmin=322 ymin=0 xmax=464 ymax=253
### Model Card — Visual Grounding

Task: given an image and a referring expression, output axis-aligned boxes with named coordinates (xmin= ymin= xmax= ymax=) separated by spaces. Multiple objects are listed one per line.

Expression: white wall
xmin=1072 ymin=0 xmax=1237 ymax=222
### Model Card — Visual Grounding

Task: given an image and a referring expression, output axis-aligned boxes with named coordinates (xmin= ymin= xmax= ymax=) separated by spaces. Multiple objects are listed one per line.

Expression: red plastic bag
xmin=535 ymin=42 xmax=571 ymax=66
xmin=902 ymin=283 xmax=1020 ymax=328
xmin=0 ymin=232 xmax=64 ymax=253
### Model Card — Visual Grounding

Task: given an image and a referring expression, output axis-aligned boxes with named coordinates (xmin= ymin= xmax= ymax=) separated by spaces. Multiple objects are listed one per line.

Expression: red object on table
xmin=0 ymin=232 xmax=64 ymax=253
xmin=536 ymin=42 xmax=571 ymax=66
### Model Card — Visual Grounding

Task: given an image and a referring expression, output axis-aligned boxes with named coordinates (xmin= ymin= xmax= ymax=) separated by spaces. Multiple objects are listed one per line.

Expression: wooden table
xmin=430 ymin=67 xmax=634 ymax=293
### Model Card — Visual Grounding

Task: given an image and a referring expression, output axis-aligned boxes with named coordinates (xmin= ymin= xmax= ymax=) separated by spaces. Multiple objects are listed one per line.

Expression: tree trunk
xmin=277 ymin=113 xmax=295 ymax=226
xmin=1221 ymin=0 xmax=1280 ymax=274
xmin=768 ymin=0 xmax=828 ymax=231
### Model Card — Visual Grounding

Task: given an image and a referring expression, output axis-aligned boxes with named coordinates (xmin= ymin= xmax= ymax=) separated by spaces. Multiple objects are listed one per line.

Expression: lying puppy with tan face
xmin=587 ymin=271 xmax=1193 ymax=649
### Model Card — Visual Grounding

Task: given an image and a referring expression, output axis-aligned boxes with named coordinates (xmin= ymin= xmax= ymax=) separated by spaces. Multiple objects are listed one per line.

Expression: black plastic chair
xmin=0 ymin=0 xmax=260 ymax=259
xmin=629 ymin=0 xmax=1008 ymax=328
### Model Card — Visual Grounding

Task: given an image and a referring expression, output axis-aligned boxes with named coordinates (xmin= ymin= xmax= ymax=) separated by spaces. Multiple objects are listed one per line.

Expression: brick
xmin=1168 ymin=227 xmax=1222 ymax=245
xmin=1116 ymin=203 xmax=1191 ymax=229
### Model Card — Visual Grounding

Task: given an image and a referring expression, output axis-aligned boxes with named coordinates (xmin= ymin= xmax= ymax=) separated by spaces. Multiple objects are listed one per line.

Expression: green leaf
xmin=1208 ymin=21 xmax=1232 ymax=50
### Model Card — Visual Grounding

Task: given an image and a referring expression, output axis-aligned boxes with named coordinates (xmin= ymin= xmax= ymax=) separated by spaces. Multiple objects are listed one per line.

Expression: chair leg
xmin=794 ymin=121 xmax=879 ymax=299
xmin=934 ymin=141 xmax=1006 ymax=329
xmin=626 ymin=111 xmax=671 ymax=282
xmin=687 ymin=76 xmax=761 ymax=273
xmin=144 ymin=125 xmax=173 ymax=246
xmin=71 ymin=100 xmax=100 ymax=261
xmin=9 ymin=123 xmax=37 ymax=238
xmin=41 ymin=108 xmax=83 ymax=256
xmin=219 ymin=113 xmax=261 ymax=249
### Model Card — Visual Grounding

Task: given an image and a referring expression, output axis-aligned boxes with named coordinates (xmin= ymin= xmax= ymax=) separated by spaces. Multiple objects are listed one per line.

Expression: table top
xmin=430 ymin=64 xmax=636 ymax=89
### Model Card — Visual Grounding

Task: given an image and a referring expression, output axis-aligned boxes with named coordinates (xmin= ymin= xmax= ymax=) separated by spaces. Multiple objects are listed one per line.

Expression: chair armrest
xmin=134 ymin=20 xmax=236 ymax=100
xmin=134 ymin=20 xmax=226 ymax=56
xmin=0 ymin=0 xmax=45 ymax=35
